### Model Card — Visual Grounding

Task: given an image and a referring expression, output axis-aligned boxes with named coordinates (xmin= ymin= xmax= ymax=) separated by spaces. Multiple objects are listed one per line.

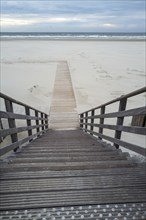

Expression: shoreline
xmin=1 ymin=37 xmax=146 ymax=42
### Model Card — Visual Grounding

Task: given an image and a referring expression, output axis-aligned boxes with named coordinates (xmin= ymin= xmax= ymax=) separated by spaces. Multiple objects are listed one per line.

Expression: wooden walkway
xmin=0 ymin=70 xmax=146 ymax=219
xmin=49 ymin=61 xmax=79 ymax=130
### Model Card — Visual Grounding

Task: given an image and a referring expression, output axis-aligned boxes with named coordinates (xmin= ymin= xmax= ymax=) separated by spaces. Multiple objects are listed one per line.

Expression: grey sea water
xmin=1 ymin=32 xmax=146 ymax=40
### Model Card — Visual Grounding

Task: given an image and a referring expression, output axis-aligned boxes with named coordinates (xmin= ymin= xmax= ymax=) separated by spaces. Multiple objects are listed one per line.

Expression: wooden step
xmin=0 ymin=160 xmax=137 ymax=173
xmin=0 ymin=174 xmax=145 ymax=194
xmin=0 ymin=163 xmax=145 ymax=180
xmin=8 ymin=155 xmax=128 ymax=164
xmin=0 ymin=127 xmax=145 ymax=214
xmin=0 ymin=186 xmax=146 ymax=211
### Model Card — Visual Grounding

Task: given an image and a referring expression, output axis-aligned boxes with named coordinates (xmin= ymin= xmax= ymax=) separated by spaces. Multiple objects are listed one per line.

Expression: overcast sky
xmin=1 ymin=0 xmax=145 ymax=32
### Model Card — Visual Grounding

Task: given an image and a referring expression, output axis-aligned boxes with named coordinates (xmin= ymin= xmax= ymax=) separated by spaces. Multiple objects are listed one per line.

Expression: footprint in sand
xmin=99 ymin=75 xmax=112 ymax=79
xmin=76 ymin=90 xmax=88 ymax=104
xmin=131 ymin=68 xmax=144 ymax=73
xmin=78 ymin=52 xmax=86 ymax=58
xmin=111 ymin=91 xmax=124 ymax=96
xmin=126 ymin=68 xmax=145 ymax=76
xmin=28 ymin=85 xmax=49 ymax=97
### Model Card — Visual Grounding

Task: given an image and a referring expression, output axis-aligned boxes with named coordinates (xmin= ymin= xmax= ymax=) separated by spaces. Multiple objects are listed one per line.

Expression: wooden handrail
xmin=79 ymin=87 xmax=146 ymax=156
xmin=0 ymin=92 xmax=49 ymax=156
xmin=0 ymin=92 xmax=45 ymax=114
xmin=80 ymin=106 xmax=146 ymax=119
xmin=81 ymin=87 xmax=146 ymax=114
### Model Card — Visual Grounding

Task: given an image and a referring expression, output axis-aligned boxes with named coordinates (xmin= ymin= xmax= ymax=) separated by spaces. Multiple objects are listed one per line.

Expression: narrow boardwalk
xmin=49 ymin=61 xmax=79 ymax=130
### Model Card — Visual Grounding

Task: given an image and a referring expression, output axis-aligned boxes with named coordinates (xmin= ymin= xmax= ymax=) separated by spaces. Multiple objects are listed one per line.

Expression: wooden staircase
xmin=0 ymin=129 xmax=146 ymax=219
xmin=0 ymin=130 xmax=146 ymax=219
xmin=0 ymin=65 xmax=146 ymax=218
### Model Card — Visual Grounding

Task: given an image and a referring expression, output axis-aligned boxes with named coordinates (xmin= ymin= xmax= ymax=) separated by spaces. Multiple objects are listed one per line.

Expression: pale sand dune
xmin=1 ymin=40 xmax=145 ymax=154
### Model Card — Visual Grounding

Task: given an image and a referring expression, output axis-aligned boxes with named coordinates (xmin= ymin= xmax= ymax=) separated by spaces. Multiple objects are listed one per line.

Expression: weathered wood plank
xmin=25 ymin=107 xmax=32 ymax=137
xmin=81 ymin=106 xmax=146 ymax=119
xmin=81 ymin=87 xmax=146 ymax=114
xmin=14 ymin=151 xmax=122 ymax=158
xmin=132 ymin=114 xmax=146 ymax=127
xmin=0 ymin=124 xmax=47 ymax=138
xmin=0 ymin=111 xmax=44 ymax=120
xmin=99 ymin=106 xmax=105 ymax=139
xmin=49 ymin=61 xmax=79 ymax=129
xmin=90 ymin=110 xmax=95 ymax=134
xmin=35 ymin=111 xmax=40 ymax=136
xmin=0 ymin=186 xmax=146 ymax=211
xmin=4 ymin=99 xmax=18 ymax=147
xmin=0 ymin=130 xmax=48 ymax=156
xmin=0 ymin=163 xmax=145 ymax=180
xmin=41 ymin=113 xmax=45 ymax=131
xmin=0 ymin=175 xmax=145 ymax=194
xmin=80 ymin=123 xmax=146 ymax=135
xmin=8 ymin=154 xmax=128 ymax=164
xmin=114 ymin=98 xmax=127 ymax=148
xmin=0 ymin=160 xmax=137 ymax=173
xmin=0 ymin=92 xmax=46 ymax=115
xmin=82 ymin=129 xmax=146 ymax=156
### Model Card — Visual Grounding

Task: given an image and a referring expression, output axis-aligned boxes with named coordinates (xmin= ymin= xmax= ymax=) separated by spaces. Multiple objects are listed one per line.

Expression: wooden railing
xmin=79 ymin=87 xmax=146 ymax=156
xmin=0 ymin=93 xmax=49 ymax=157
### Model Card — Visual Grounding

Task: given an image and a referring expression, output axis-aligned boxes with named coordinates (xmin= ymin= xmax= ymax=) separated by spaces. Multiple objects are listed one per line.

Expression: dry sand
xmin=1 ymin=39 xmax=145 ymax=156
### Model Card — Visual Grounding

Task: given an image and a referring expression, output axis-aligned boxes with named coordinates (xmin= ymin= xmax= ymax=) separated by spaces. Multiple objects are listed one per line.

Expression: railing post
xmin=4 ymin=99 xmax=18 ymax=152
xmin=99 ymin=106 xmax=105 ymax=139
xmin=41 ymin=113 xmax=45 ymax=133
xmin=45 ymin=114 xmax=48 ymax=130
xmin=0 ymin=118 xmax=4 ymax=143
xmin=25 ymin=107 xmax=32 ymax=141
xmin=90 ymin=110 xmax=95 ymax=135
xmin=85 ymin=112 xmax=88 ymax=132
xmin=35 ymin=111 xmax=40 ymax=137
xmin=114 ymin=98 xmax=127 ymax=149
xmin=80 ymin=113 xmax=84 ymax=130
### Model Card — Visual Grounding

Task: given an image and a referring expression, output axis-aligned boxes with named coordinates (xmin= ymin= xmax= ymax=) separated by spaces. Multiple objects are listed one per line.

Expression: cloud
xmin=101 ymin=23 xmax=117 ymax=28
xmin=1 ymin=18 xmax=35 ymax=26
xmin=1 ymin=0 xmax=145 ymax=32
xmin=46 ymin=17 xmax=83 ymax=23
xmin=0 ymin=15 xmax=85 ymax=26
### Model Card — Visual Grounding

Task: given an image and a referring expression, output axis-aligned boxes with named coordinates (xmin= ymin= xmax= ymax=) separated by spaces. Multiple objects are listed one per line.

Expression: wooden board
xmin=0 ymin=129 xmax=146 ymax=212
xmin=49 ymin=61 xmax=79 ymax=130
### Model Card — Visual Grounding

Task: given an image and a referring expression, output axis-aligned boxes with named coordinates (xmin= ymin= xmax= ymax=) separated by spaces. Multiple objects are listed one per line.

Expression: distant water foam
xmin=1 ymin=32 xmax=146 ymax=40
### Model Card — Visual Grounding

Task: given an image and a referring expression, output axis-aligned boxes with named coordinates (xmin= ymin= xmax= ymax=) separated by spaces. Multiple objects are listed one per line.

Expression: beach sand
xmin=1 ymin=39 xmax=145 ymax=157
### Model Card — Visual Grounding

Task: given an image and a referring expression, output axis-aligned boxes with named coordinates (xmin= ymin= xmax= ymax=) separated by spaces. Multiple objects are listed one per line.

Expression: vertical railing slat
xmin=0 ymin=93 xmax=49 ymax=156
xmin=99 ymin=106 xmax=105 ymax=139
xmin=41 ymin=113 xmax=45 ymax=132
xmin=4 ymin=99 xmax=18 ymax=151
xmin=80 ymin=113 xmax=84 ymax=130
xmin=45 ymin=114 xmax=48 ymax=130
xmin=35 ymin=111 xmax=40 ymax=137
xmin=114 ymin=98 xmax=127 ymax=148
xmin=90 ymin=110 xmax=95 ymax=135
xmin=85 ymin=112 xmax=88 ymax=132
xmin=25 ymin=107 xmax=32 ymax=141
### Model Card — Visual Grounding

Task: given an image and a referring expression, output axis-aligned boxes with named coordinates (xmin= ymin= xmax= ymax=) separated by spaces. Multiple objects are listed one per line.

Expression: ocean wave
xmin=1 ymin=32 xmax=146 ymax=40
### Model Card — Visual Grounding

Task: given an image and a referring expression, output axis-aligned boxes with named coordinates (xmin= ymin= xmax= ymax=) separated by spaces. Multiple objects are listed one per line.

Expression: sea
xmin=1 ymin=32 xmax=146 ymax=40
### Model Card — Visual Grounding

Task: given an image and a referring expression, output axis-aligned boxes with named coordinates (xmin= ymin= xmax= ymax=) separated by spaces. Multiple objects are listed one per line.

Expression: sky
xmin=0 ymin=0 xmax=145 ymax=32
